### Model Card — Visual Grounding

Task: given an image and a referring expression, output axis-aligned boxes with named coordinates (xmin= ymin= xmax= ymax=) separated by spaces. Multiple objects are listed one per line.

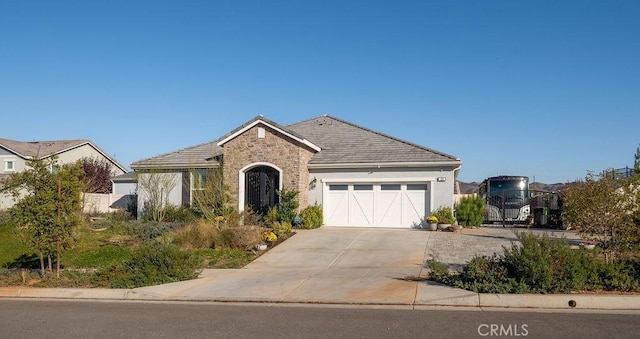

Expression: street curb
xmin=1 ymin=287 xmax=639 ymax=311
xmin=478 ymin=293 xmax=640 ymax=310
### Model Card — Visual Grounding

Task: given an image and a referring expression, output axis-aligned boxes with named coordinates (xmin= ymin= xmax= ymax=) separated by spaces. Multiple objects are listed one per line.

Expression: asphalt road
xmin=0 ymin=299 xmax=638 ymax=339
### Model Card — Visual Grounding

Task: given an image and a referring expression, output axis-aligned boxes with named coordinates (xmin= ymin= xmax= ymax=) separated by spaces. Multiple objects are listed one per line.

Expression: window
xmin=329 ymin=184 xmax=348 ymax=191
xmin=354 ymin=184 xmax=373 ymax=191
xmin=407 ymin=184 xmax=428 ymax=191
xmin=5 ymin=160 xmax=14 ymax=171
xmin=381 ymin=184 xmax=401 ymax=190
xmin=191 ymin=169 xmax=208 ymax=191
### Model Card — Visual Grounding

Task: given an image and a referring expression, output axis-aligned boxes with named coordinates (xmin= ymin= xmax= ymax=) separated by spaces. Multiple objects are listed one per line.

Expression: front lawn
xmin=0 ymin=214 xmax=283 ymax=288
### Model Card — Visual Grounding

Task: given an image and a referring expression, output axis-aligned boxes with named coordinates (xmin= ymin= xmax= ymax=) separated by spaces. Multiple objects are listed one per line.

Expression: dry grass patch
xmin=172 ymin=220 xmax=219 ymax=249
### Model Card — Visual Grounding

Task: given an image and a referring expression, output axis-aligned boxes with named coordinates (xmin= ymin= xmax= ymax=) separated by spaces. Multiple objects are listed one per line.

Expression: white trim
xmin=321 ymin=177 xmax=436 ymax=183
xmin=238 ymin=162 xmax=284 ymax=212
xmin=4 ymin=159 xmax=16 ymax=172
xmin=308 ymin=161 xmax=461 ymax=169
xmin=217 ymin=119 xmax=322 ymax=152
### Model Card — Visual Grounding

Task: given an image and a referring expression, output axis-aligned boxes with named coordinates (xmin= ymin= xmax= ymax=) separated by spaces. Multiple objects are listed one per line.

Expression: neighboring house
xmin=0 ymin=138 xmax=127 ymax=209
xmin=131 ymin=115 xmax=462 ymax=228
xmin=111 ymin=172 xmax=137 ymax=195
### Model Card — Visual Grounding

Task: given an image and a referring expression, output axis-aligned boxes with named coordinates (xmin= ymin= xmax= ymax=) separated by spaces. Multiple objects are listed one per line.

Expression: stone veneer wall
xmin=222 ymin=124 xmax=316 ymax=211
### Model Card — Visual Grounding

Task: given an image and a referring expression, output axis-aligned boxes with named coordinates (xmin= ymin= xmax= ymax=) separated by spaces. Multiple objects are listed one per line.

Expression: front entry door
xmin=245 ymin=166 xmax=280 ymax=215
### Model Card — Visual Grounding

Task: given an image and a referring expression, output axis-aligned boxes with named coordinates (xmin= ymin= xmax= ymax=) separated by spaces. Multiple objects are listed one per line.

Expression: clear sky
xmin=1 ymin=0 xmax=638 ymax=184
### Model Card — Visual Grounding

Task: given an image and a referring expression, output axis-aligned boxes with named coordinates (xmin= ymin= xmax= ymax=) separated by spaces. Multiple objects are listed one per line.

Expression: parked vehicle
xmin=479 ymin=176 xmax=531 ymax=224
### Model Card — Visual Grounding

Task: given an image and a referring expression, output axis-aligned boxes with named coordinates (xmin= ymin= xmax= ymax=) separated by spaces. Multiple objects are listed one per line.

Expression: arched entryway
xmin=244 ymin=165 xmax=280 ymax=215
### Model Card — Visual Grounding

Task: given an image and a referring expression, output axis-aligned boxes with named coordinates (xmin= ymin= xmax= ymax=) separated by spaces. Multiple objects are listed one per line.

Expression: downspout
xmin=452 ymin=161 xmax=462 ymax=207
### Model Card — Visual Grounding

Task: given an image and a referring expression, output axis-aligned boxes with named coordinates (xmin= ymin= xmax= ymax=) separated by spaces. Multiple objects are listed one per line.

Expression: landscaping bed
xmin=0 ymin=211 xmax=295 ymax=289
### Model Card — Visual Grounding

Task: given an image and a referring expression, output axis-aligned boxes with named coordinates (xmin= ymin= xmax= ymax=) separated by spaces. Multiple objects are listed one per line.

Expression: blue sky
xmin=1 ymin=0 xmax=638 ymax=184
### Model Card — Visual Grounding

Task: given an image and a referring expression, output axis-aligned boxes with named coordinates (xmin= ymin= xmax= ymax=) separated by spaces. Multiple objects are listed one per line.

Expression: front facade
xmin=0 ymin=138 xmax=127 ymax=209
xmin=131 ymin=115 xmax=462 ymax=228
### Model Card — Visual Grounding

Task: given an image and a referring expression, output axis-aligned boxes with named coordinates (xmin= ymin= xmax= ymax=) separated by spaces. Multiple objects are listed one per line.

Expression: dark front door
xmin=245 ymin=166 xmax=280 ymax=215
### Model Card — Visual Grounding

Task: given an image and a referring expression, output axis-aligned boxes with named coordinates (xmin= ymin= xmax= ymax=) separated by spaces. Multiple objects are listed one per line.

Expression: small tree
xmin=1 ymin=158 xmax=83 ymax=276
xmin=79 ymin=157 xmax=114 ymax=193
xmin=277 ymin=188 xmax=299 ymax=223
xmin=455 ymin=195 xmax=485 ymax=227
xmin=191 ymin=167 xmax=232 ymax=221
xmin=562 ymin=171 xmax=634 ymax=259
xmin=137 ymin=171 xmax=177 ymax=222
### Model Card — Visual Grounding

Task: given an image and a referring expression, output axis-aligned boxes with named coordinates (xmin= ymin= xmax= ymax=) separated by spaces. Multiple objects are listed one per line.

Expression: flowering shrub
xmin=262 ymin=231 xmax=277 ymax=243
xmin=426 ymin=216 xmax=438 ymax=224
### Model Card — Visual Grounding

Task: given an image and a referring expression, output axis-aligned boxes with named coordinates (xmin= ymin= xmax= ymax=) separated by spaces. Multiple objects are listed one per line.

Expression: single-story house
xmin=0 ymin=138 xmax=127 ymax=209
xmin=131 ymin=115 xmax=462 ymax=228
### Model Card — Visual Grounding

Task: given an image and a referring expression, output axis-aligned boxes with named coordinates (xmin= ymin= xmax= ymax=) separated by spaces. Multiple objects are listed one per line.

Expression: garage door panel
xmin=404 ymin=190 xmax=427 ymax=225
xmin=326 ymin=188 xmax=349 ymax=226
xmin=350 ymin=191 xmax=374 ymax=225
xmin=377 ymin=191 xmax=402 ymax=225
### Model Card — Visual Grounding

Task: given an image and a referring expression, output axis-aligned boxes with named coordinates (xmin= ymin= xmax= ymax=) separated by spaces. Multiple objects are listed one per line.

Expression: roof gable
xmin=217 ymin=115 xmax=321 ymax=152
xmin=0 ymin=137 xmax=127 ymax=173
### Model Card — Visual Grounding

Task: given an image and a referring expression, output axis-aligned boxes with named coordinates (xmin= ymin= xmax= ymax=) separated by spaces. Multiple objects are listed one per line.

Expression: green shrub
xmin=162 ymin=205 xmax=199 ymax=223
xmin=214 ymin=228 xmax=235 ymax=248
xmin=501 ymin=232 xmax=599 ymax=293
xmin=597 ymin=260 xmax=640 ymax=291
xmin=432 ymin=206 xmax=455 ymax=224
xmin=453 ymin=255 xmax=529 ymax=293
xmin=426 ymin=259 xmax=449 ymax=281
xmin=277 ymin=188 xmax=299 ymax=223
xmin=118 ymin=221 xmax=179 ymax=241
xmin=98 ymin=243 xmax=201 ymax=288
xmin=264 ymin=207 xmax=279 ymax=228
xmin=455 ymin=195 xmax=485 ymax=227
xmin=272 ymin=221 xmax=292 ymax=237
xmin=299 ymin=203 xmax=323 ymax=229
xmin=428 ymin=232 xmax=640 ymax=294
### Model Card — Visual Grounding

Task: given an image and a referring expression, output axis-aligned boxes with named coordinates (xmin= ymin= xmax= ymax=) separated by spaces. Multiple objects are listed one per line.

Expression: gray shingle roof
xmin=111 ymin=172 xmax=137 ymax=182
xmin=0 ymin=138 xmax=91 ymax=158
xmin=287 ymin=115 xmax=460 ymax=165
xmin=131 ymin=115 xmax=460 ymax=169
xmin=130 ymin=140 xmax=223 ymax=169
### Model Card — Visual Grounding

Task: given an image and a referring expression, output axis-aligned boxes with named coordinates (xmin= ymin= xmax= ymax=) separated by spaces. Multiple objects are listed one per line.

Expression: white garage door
xmin=325 ymin=183 xmax=429 ymax=228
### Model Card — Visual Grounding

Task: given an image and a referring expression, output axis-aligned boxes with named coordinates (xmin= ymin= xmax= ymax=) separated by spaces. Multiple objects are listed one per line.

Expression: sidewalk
xmin=1 ymin=227 xmax=638 ymax=311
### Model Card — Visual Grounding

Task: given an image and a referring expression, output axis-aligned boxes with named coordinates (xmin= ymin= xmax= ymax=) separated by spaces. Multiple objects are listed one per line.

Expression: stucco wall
xmin=0 ymin=155 xmax=26 ymax=174
xmin=55 ymin=144 xmax=126 ymax=176
xmin=135 ymin=171 xmax=182 ymax=219
xmin=222 ymin=124 xmax=316 ymax=211
xmin=113 ymin=182 xmax=137 ymax=195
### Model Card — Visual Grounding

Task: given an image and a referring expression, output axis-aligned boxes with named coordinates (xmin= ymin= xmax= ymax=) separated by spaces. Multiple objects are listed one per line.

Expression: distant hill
xmin=456 ymin=181 xmax=567 ymax=194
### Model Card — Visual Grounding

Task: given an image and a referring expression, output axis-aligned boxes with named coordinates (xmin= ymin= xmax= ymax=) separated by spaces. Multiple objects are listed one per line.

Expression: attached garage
xmin=323 ymin=182 xmax=430 ymax=228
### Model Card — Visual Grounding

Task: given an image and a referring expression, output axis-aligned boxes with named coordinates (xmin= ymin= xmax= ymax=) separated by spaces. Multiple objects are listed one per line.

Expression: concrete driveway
xmin=130 ymin=226 xmax=580 ymax=305
xmin=133 ymin=227 xmax=430 ymax=304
